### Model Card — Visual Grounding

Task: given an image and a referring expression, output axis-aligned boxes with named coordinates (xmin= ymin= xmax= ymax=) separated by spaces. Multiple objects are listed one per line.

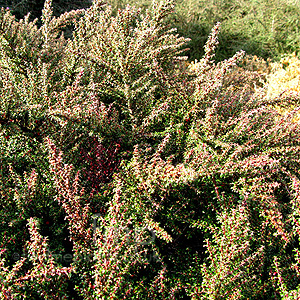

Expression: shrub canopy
xmin=0 ymin=1 xmax=300 ymax=299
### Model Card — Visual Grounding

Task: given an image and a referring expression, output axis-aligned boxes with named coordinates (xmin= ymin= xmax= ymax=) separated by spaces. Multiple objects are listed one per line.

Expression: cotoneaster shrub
xmin=0 ymin=1 xmax=300 ymax=299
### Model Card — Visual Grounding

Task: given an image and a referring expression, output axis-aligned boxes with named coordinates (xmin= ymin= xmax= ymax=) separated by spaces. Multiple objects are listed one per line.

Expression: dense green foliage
xmin=170 ymin=0 xmax=300 ymax=61
xmin=0 ymin=0 xmax=300 ymax=299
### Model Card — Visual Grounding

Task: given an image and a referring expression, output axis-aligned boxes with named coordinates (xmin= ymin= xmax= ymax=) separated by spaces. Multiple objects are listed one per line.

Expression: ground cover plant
xmin=172 ymin=0 xmax=300 ymax=62
xmin=0 ymin=0 xmax=300 ymax=299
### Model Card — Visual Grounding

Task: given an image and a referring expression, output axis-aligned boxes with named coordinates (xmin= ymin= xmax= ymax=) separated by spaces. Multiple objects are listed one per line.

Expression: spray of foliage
xmin=0 ymin=0 xmax=300 ymax=299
